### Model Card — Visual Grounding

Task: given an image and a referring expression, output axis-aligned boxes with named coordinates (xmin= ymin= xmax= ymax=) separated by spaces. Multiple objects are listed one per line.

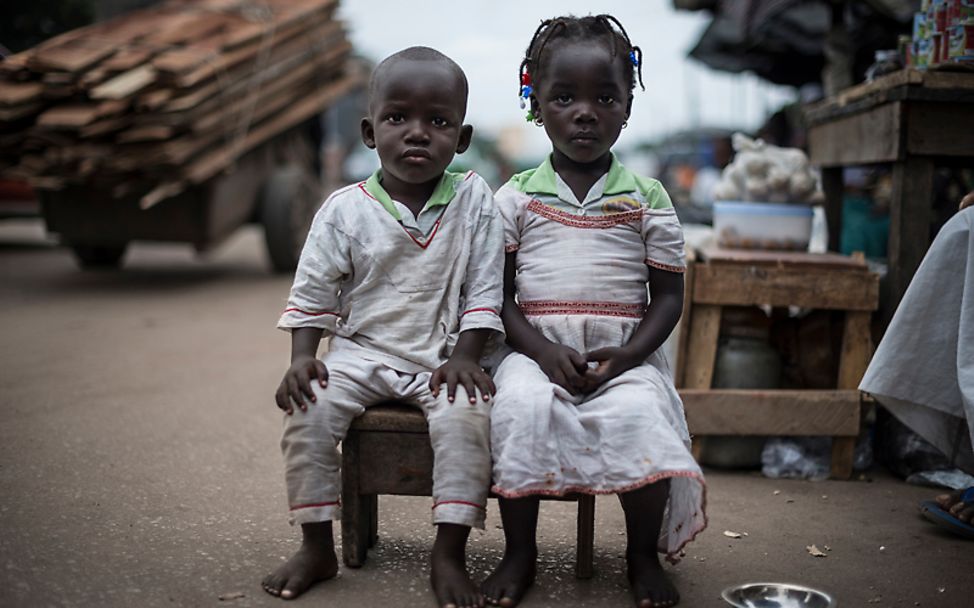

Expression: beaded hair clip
xmin=519 ymin=72 xmax=535 ymax=121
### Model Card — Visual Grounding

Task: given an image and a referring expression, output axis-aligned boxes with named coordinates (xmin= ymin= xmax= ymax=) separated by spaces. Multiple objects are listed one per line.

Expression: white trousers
xmin=281 ymin=350 xmax=491 ymax=529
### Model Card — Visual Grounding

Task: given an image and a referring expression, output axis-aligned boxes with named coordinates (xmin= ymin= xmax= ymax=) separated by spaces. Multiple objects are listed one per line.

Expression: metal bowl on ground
xmin=721 ymin=582 xmax=836 ymax=608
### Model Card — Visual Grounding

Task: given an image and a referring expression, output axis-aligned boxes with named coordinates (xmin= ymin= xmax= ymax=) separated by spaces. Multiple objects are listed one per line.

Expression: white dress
xmin=490 ymin=157 xmax=707 ymax=558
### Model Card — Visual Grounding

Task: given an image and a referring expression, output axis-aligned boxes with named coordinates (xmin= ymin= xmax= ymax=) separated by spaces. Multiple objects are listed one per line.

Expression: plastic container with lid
xmin=713 ymin=201 xmax=814 ymax=251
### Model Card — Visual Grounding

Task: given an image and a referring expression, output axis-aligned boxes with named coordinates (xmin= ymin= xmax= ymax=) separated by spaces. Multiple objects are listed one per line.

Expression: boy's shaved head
xmin=368 ymin=46 xmax=469 ymax=117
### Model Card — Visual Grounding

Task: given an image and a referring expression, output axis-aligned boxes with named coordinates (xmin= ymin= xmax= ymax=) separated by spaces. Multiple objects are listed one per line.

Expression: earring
xmin=621 ymin=121 xmax=628 ymax=129
xmin=534 ymin=116 xmax=544 ymax=126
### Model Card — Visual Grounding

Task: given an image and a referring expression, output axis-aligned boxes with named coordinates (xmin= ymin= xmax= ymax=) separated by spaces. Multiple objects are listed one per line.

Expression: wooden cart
xmin=39 ymin=120 xmax=324 ymax=271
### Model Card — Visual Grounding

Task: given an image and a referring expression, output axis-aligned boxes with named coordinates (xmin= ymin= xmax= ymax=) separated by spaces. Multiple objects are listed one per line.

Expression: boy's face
xmin=361 ymin=60 xmax=472 ymax=192
xmin=532 ymin=41 xmax=631 ymax=166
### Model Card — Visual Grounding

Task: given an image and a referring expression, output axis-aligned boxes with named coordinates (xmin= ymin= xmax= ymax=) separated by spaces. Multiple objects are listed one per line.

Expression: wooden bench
xmin=674 ymin=248 xmax=880 ymax=479
xmin=341 ymin=402 xmax=596 ymax=578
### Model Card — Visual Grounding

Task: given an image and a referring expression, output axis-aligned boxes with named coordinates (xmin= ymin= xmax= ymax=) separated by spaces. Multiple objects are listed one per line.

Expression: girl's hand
xmin=583 ymin=346 xmax=642 ymax=390
xmin=431 ymin=355 xmax=496 ymax=404
xmin=275 ymin=356 xmax=328 ymax=415
xmin=535 ymin=343 xmax=589 ymax=394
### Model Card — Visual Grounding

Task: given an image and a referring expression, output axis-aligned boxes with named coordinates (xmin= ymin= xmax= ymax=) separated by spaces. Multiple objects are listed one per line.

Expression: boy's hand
xmin=582 ymin=346 xmax=641 ymax=391
xmin=275 ymin=355 xmax=328 ymax=415
xmin=535 ymin=343 xmax=588 ymax=395
xmin=430 ymin=356 xmax=495 ymax=404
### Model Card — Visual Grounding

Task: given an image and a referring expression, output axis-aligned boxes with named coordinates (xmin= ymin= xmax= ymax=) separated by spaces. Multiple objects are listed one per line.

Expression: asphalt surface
xmin=1 ymin=220 xmax=971 ymax=608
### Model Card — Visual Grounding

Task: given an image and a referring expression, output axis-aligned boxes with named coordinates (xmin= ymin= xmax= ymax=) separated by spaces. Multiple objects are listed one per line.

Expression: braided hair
xmin=518 ymin=14 xmax=644 ymax=106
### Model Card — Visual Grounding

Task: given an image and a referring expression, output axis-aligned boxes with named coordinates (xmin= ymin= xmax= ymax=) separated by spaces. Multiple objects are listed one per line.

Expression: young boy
xmin=261 ymin=47 xmax=504 ymax=608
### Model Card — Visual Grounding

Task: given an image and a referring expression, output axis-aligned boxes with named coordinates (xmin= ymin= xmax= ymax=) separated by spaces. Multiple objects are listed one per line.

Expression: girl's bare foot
xmin=431 ymin=523 xmax=483 ymax=608
xmin=626 ymin=549 xmax=679 ymax=608
xmin=262 ymin=522 xmax=338 ymax=600
xmin=481 ymin=548 xmax=537 ymax=607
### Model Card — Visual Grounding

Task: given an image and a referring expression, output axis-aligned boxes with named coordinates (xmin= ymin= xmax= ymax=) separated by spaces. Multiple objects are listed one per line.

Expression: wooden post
xmin=683 ymin=302 xmax=721 ymax=461
xmin=887 ymin=157 xmax=934 ymax=324
xmin=821 ymin=167 xmax=844 ymax=253
xmin=683 ymin=304 xmax=721 ymax=390
xmin=831 ymin=309 xmax=874 ymax=479
xmin=575 ymin=495 xmax=595 ymax=579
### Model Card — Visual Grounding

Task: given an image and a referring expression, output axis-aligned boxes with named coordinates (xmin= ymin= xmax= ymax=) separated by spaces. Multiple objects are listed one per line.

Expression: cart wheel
xmin=71 ymin=243 xmax=128 ymax=269
xmin=260 ymin=165 xmax=321 ymax=273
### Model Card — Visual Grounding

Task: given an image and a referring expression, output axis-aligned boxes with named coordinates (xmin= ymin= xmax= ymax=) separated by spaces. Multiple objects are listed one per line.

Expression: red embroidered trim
xmin=357 ymin=181 xmax=375 ymax=201
xmin=358 ymin=182 xmax=443 ymax=250
xmin=526 ymin=199 xmax=642 ymax=229
xmin=504 ymin=243 xmax=519 ymax=253
xmin=464 ymin=170 xmax=474 ymax=181
xmin=284 ymin=308 xmax=339 ymax=317
xmin=432 ymin=500 xmax=486 ymax=511
xmin=404 ymin=217 xmax=441 ymax=250
xmin=645 ymin=259 xmax=686 ymax=273
xmin=518 ymin=300 xmax=645 ymax=318
xmin=462 ymin=307 xmax=498 ymax=316
xmin=491 ymin=469 xmax=708 ymax=561
xmin=289 ymin=500 xmax=340 ymax=511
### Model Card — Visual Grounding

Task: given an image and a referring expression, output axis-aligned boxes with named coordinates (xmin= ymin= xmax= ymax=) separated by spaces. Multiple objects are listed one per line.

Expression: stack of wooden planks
xmin=0 ymin=0 xmax=360 ymax=208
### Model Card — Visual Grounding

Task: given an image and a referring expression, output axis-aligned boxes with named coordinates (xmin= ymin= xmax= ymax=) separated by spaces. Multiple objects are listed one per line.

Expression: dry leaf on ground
xmin=218 ymin=591 xmax=246 ymax=601
xmin=806 ymin=544 xmax=827 ymax=557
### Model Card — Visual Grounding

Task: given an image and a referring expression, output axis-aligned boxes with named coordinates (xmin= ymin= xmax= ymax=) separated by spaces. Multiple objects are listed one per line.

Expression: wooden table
xmin=675 ymin=248 xmax=880 ymax=479
xmin=805 ymin=68 xmax=974 ymax=321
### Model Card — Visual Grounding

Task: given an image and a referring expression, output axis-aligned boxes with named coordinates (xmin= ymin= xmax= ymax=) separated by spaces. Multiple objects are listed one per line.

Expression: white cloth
xmin=282 ymin=350 xmax=492 ymax=529
xmin=860 ymin=208 xmax=974 ymax=474
xmin=278 ymin=171 xmax=505 ymax=374
xmin=490 ymin=158 xmax=706 ymax=558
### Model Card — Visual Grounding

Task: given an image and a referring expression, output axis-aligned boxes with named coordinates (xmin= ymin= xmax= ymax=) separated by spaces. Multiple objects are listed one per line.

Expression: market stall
xmin=805 ymin=68 xmax=974 ymax=320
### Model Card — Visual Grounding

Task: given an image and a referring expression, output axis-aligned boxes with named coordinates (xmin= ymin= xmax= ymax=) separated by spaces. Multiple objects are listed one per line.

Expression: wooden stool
xmin=341 ymin=402 xmax=596 ymax=578
xmin=674 ymin=248 xmax=880 ymax=479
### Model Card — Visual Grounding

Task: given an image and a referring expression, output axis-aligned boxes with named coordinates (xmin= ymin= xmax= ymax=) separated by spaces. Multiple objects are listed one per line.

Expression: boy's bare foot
xmin=481 ymin=548 xmax=536 ymax=607
xmin=431 ymin=523 xmax=483 ymax=608
xmin=262 ymin=522 xmax=338 ymax=600
xmin=626 ymin=549 xmax=679 ymax=608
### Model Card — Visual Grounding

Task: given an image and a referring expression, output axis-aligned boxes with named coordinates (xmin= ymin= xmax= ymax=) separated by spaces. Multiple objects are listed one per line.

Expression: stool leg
xmin=367 ymin=494 xmax=378 ymax=548
xmin=575 ymin=495 xmax=595 ymax=579
xmin=341 ymin=433 xmax=368 ymax=567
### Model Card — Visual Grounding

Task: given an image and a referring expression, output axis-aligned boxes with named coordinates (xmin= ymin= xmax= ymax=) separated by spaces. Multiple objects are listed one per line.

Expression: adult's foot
xmin=626 ymin=549 xmax=679 ymax=608
xmin=431 ymin=550 xmax=483 ymax=608
xmin=935 ymin=488 xmax=974 ymax=523
xmin=262 ymin=542 xmax=338 ymax=600
xmin=481 ymin=548 xmax=537 ymax=607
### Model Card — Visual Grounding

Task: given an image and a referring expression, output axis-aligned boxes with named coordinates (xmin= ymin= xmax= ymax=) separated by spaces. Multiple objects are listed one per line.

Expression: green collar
xmin=517 ymin=154 xmax=637 ymax=197
xmin=364 ymin=170 xmax=462 ymax=220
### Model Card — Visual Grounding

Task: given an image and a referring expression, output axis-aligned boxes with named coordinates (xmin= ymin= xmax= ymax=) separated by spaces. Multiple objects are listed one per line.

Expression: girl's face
xmin=532 ymin=40 xmax=631 ymax=167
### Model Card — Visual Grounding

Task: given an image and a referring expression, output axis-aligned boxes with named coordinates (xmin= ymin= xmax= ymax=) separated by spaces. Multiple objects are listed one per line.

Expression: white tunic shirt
xmin=278 ymin=170 xmax=505 ymax=373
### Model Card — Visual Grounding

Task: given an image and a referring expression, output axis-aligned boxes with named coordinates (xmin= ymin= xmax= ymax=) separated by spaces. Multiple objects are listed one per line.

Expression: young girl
xmin=483 ymin=15 xmax=706 ymax=608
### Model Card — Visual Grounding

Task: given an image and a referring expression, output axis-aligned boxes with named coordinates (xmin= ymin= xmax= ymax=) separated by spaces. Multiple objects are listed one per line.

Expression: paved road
xmin=1 ymin=220 xmax=971 ymax=607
